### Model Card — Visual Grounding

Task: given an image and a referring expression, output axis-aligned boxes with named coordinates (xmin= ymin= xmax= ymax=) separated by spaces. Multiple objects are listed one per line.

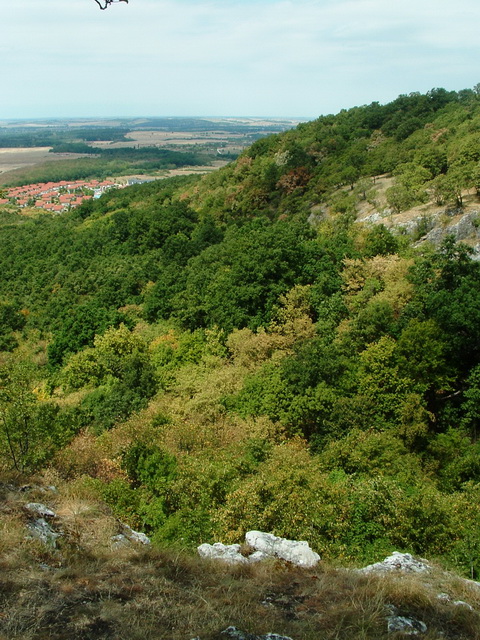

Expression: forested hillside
xmin=2 ymin=86 xmax=480 ymax=586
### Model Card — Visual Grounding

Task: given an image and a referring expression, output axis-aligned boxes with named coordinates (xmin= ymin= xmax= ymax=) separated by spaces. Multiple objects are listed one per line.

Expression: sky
xmin=2 ymin=0 xmax=479 ymax=119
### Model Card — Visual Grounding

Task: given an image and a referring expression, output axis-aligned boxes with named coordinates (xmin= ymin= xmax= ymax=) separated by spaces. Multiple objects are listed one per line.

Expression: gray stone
xmin=360 ymin=212 xmax=383 ymax=224
xmin=43 ymin=485 xmax=58 ymax=493
xmin=462 ymin=577 xmax=480 ymax=589
xmin=198 ymin=532 xmax=320 ymax=567
xmin=25 ymin=502 xmax=56 ymax=518
xmin=112 ymin=524 xmax=151 ymax=548
xmin=387 ymin=615 xmax=427 ymax=635
xmin=123 ymin=524 xmax=150 ymax=545
xmin=111 ymin=534 xmax=131 ymax=549
xmin=198 ymin=542 xmax=248 ymax=564
xmin=245 ymin=530 xmax=320 ymax=568
xmin=417 ymin=210 xmax=480 ymax=247
xmin=453 ymin=600 xmax=474 ymax=610
xmin=360 ymin=552 xmax=430 ymax=575
xmin=27 ymin=518 xmax=61 ymax=547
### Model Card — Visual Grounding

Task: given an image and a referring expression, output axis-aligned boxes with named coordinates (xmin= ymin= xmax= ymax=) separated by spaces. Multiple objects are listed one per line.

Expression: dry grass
xmin=2 ymin=550 xmax=479 ymax=640
xmin=1 ymin=476 xmax=480 ymax=640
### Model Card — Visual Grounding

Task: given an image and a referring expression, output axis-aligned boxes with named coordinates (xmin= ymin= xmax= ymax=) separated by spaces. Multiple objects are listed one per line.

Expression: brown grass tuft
xmin=1 ymin=475 xmax=480 ymax=639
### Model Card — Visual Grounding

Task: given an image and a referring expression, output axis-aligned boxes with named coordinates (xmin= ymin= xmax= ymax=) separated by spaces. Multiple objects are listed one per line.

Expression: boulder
xmin=111 ymin=534 xmax=131 ymax=549
xmin=198 ymin=532 xmax=320 ymax=568
xmin=198 ymin=542 xmax=248 ymax=564
xmin=25 ymin=503 xmax=56 ymax=518
xmin=112 ymin=524 xmax=151 ymax=548
xmin=27 ymin=518 xmax=61 ymax=547
xmin=360 ymin=552 xmax=430 ymax=575
xmin=245 ymin=531 xmax=320 ymax=568
xmin=123 ymin=524 xmax=150 ymax=545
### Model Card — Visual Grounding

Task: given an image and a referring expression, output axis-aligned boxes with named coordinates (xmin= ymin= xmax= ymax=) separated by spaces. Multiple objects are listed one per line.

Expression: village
xmin=0 ymin=178 xmax=119 ymax=212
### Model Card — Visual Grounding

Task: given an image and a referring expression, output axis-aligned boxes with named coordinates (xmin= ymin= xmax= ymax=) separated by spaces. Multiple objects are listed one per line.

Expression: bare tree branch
xmin=94 ymin=0 xmax=128 ymax=10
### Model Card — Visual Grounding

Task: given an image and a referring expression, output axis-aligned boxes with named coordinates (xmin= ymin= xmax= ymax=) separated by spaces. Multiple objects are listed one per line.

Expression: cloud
xmin=1 ymin=0 xmax=479 ymax=117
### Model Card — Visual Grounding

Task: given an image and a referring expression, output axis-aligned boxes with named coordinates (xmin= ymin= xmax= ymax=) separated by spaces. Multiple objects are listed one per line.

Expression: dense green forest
xmin=0 ymin=126 xmax=130 ymax=147
xmin=2 ymin=86 xmax=480 ymax=579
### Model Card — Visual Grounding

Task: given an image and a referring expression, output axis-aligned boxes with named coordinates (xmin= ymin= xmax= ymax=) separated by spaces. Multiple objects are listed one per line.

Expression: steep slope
xmin=1 ymin=87 xmax=480 ymax=591
xmin=2 ymin=477 xmax=480 ymax=640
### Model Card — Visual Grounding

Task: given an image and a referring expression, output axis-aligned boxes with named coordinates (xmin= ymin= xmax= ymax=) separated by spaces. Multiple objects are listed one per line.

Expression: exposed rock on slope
xmin=359 ymin=552 xmax=430 ymax=575
xmin=198 ymin=531 xmax=320 ymax=568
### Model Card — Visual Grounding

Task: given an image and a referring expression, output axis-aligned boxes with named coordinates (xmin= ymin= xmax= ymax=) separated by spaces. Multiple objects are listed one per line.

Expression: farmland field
xmin=0 ymin=147 xmax=91 ymax=176
xmin=0 ymin=116 xmax=301 ymax=186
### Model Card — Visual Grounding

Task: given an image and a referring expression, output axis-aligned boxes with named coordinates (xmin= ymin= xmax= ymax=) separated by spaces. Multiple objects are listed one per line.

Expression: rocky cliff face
xmin=353 ymin=176 xmax=480 ymax=252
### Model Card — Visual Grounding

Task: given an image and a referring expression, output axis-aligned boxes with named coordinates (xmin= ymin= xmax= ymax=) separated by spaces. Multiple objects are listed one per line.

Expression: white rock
xmin=360 ymin=552 xmax=430 ymax=575
xmin=198 ymin=542 xmax=248 ymax=564
xmin=111 ymin=534 xmax=130 ymax=549
xmin=248 ymin=550 xmax=269 ymax=563
xmin=387 ymin=615 xmax=427 ymax=635
xmin=112 ymin=524 xmax=151 ymax=548
xmin=245 ymin=531 xmax=320 ymax=568
xmin=25 ymin=503 xmax=56 ymax=518
xmin=27 ymin=518 xmax=61 ymax=547
xmin=123 ymin=524 xmax=150 ymax=545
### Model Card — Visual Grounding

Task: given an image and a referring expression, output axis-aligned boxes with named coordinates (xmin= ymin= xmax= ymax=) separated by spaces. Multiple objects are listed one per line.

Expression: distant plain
xmin=0 ymin=116 xmax=301 ymax=184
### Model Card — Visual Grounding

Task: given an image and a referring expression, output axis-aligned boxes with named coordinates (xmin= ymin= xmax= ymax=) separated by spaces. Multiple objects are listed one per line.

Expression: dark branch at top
xmin=94 ymin=0 xmax=128 ymax=9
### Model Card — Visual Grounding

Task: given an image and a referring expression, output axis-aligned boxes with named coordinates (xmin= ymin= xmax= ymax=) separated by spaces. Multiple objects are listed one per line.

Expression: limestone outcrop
xmin=197 ymin=542 xmax=250 ymax=564
xmin=245 ymin=530 xmax=320 ymax=568
xmin=360 ymin=552 xmax=430 ymax=575
xmin=198 ymin=531 xmax=320 ymax=568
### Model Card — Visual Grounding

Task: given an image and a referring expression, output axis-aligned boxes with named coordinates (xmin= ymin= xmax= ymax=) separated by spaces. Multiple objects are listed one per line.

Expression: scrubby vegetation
xmin=2 ymin=477 xmax=480 ymax=639
xmin=2 ymin=85 xmax=480 ymax=638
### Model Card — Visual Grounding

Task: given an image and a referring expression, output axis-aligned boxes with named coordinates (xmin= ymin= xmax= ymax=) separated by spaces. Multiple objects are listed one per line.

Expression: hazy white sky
xmin=2 ymin=0 xmax=479 ymax=119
